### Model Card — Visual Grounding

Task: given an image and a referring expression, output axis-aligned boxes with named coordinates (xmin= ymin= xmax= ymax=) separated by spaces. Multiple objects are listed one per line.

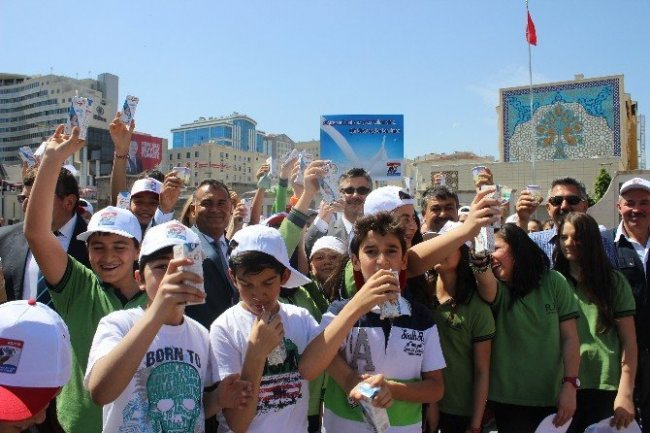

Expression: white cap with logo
xmin=131 ymin=178 xmax=163 ymax=197
xmin=77 ymin=206 xmax=143 ymax=243
xmin=139 ymin=220 xmax=200 ymax=260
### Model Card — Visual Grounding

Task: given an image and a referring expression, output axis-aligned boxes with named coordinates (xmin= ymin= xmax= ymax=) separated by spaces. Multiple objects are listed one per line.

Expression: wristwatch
xmin=562 ymin=376 xmax=581 ymax=389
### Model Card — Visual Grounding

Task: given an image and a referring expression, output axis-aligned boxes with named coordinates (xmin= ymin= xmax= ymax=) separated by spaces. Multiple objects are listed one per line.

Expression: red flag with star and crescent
xmin=526 ymin=11 xmax=537 ymax=45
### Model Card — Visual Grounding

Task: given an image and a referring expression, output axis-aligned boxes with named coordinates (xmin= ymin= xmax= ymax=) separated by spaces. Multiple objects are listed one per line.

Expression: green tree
xmin=592 ymin=167 xmax=612 ymax=204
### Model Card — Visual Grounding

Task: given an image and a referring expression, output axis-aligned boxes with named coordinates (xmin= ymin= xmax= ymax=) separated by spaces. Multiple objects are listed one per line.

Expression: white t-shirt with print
xmin=84 ymin=308 xmax=215 ymax=433
xmin=210 ymin=302 xmax=320 ymax=433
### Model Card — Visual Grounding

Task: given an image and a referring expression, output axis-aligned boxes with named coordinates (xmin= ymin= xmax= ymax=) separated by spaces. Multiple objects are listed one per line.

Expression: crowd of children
xmin=0 ymin=117 xmax=646 ymax=433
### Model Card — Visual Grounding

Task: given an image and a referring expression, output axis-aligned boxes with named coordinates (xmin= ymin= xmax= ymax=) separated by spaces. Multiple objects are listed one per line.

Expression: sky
xmin=2 ymin=0 xmax=649 ymax=166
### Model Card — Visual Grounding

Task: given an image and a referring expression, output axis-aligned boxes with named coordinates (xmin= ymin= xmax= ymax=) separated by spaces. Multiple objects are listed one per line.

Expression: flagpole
xmin=527 ymin=0 xmax=536 ymax=184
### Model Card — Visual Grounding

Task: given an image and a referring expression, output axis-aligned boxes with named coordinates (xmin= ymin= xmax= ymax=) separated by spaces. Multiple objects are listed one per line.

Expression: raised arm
xmin=249 ymin=164 xmax=270 ymax=225
xmin=158 ymin=170 xmax=183 ymax=215
xmin=407 ymin=189 xmax=499 ymax=277
xmin=109 ymin=112 xmax=135 ymax=205
xmin=87 ymin=258 xmax=205 ymax=405
xmin=24 ymin=125 xmax=84 ymax=286
xmin=299 ymin=269 xmax=398 ymax=380
xmin=473 ymin=256 xmax=498 ymax=304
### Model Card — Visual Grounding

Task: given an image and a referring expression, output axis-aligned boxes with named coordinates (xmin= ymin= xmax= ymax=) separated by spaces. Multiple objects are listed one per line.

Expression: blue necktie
xmin=36 ymin=272 xmax=52 ymax=308
xmin=35 ymin=230 xmax=62 ymax=308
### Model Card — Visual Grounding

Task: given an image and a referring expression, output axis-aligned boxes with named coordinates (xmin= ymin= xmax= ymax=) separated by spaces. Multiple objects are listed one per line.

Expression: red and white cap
xmin=0 ymin=300 xmax=72 ymax=422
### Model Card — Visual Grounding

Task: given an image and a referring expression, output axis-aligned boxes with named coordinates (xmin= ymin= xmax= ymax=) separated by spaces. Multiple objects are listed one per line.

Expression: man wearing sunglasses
xmin=0 ymin=167 xmax=89 ymax=304
xmin=515 ymin=176 xmax=617 ymax=266
xmin=305 ymin=167 xmax=372 ymax=256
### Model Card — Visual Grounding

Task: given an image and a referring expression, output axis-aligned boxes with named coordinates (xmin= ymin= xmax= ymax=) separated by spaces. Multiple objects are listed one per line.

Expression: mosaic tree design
xmin=535 ymin=104 xmax=584 ymax=159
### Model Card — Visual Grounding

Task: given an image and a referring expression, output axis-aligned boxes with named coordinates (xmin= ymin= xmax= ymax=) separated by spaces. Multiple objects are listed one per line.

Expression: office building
xmin=0 ymin=72 xmax=118 ymax=163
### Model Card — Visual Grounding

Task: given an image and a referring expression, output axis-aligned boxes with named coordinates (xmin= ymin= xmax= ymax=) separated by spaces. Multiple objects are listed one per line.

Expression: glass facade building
xmin=172 ymin=113 xmax=261 ymax=151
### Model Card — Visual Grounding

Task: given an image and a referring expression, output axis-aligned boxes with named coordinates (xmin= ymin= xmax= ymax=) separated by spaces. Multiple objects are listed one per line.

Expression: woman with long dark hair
xmin=475 ymin=223 xmax=580 ymax=433
xmin=427 ymin=235 xmax=494 ymax=433
xmin=555 ymin=212 xmax=637 ymax=432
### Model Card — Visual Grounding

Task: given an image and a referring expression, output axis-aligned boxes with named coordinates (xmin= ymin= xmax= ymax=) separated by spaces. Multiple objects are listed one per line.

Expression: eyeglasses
xmin=17 ymin=194 xmax=28 ymax=204
xmin=548 ymin=195 xmax=584 ymax=206
xmin=340 ymin=186 xmax=371 ymax=196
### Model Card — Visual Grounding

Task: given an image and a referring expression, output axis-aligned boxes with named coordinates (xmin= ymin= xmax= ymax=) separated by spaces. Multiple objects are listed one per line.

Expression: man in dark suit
xmin=305 ymin=168 xmax=372 ymax=257
xmin=0 ymin=167 xmax=89 ymax=304
xmin=611 ymin=177 xmax=650 ymax=430
xmin=186 ymin=179 xmax=238 ymax=329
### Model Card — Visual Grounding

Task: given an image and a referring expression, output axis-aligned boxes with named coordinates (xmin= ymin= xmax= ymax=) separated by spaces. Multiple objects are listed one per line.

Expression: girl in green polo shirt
xmin=474 ymin=223 xmax=580 ymax=433
xmin=429 ymin=241 xmax=495 ymax=433
xmin=555 ymin=212 xmax=637 ymax=432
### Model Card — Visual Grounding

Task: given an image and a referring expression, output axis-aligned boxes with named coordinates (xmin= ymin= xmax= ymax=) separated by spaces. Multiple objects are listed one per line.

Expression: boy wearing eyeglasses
xmin=305 ymin=167 xmax=373 ymax=257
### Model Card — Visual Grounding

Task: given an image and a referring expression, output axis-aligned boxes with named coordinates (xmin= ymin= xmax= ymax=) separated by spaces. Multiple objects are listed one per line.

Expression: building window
xmin=186 ymin=152 xmax=190 ymax=158
xmin=177 ymin=153 xmax=181 ymax=159
xmin=194 ymin=151 xmax=199 ymax=157
xmin=169 ymin=154 xmax=173 ymax=160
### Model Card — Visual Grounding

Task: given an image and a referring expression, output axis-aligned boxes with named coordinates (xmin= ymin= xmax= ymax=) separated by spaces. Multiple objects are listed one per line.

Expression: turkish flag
xmin=526 ymin=11 xmax=537 ymax=45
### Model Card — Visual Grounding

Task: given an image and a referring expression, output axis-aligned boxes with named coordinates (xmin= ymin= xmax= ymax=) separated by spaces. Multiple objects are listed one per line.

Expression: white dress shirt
xmin=23 ymin=214 xmax=77 ymax=300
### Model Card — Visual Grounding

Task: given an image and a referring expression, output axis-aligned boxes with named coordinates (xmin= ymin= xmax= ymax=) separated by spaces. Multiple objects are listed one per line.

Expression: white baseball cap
xmin=78 ymin=199 xmax=94 ymax=216
xmin=230 ymin=225 xmax=311 ymax=288
xmin=620 ymin=177 xmax=650 ymax=195
xmin=77 ymin=206 xmax=143 ymax=243
xmin=131 ymin=178 xmax=163 ymax=197
xmin=0 ymin=300 xmax=72 ymax=422
xmin=310 ymin=235 xmax=346 ymax=259
xmin=139 ymin=220 xmax=200 ymax=261
xmin=363 ymin=186 xmax=415 ymax=216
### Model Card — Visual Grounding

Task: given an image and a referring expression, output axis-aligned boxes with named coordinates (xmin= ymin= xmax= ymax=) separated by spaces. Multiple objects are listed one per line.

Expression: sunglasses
xmin=17 ymin=194 xmax=28 ymax=204
xmin=548 ymin=195 xmax=584 ymax=206
xmin=340 ymin=186 xmax=371 ymax=196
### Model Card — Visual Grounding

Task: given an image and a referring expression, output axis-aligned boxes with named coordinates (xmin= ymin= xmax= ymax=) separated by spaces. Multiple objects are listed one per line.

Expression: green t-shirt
xmin=433 ymin=291 xmax=495 ymax=416
xmin=489 ymin=270 xmax=579 ymax=407
xmin=342 ymin=260 xmax=356 ymax=299
xmin=571 ymin=271 xmax=635 ymax=390
xmin=303 ymin=280 xmax=330 ymax=315
xmin=50 ymin=256 xmax=147 ymax=433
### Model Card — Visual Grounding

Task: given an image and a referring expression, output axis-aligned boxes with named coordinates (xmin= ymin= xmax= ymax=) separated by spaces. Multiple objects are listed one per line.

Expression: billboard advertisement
xmin=127 ymin=133 xmax=163 ymax=174
xmin=320 ymin=114 xmax=404 ymax=181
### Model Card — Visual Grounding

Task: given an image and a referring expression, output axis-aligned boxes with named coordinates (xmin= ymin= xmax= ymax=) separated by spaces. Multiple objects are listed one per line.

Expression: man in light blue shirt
xmin=515 ymin=176 xmax=617 ymax=266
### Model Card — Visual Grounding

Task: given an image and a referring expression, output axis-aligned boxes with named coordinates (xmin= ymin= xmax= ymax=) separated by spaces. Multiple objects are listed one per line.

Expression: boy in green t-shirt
xmin=23 ymin=124 xmax=146 ymax=433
